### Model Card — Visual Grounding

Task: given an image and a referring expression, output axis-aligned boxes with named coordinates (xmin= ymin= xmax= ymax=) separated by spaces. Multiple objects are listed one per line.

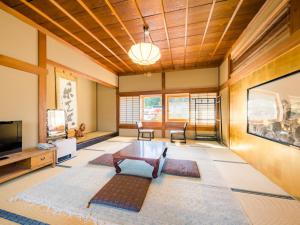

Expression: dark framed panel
xmin=247 ymin=70 xmax=300 ymax=148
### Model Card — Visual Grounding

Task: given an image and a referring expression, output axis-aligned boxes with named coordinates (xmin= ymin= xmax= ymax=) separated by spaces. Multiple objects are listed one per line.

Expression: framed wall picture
xmin=55 ymin=69 xmax=78 ymax=129
xmin=247 ymin=70 xmax=300 ymax=148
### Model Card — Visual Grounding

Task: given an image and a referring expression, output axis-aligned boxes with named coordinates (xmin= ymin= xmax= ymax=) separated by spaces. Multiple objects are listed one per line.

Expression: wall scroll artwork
xmin=56 ymin=69 xmax=78 ymax=129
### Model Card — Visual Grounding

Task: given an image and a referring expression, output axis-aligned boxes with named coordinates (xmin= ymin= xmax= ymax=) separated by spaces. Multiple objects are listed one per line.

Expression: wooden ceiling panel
xmin=112 ymin=0 xmax=140 ymax=21
xmin=1 ymin=0 xmax=266 ymax=75
xmin=144 ymin=14 xmax=165 ymax=31
xmin=188 ymin=4 xmax=211 ymax=24
xmin=136 ymin=0 xmax=163 ymax=17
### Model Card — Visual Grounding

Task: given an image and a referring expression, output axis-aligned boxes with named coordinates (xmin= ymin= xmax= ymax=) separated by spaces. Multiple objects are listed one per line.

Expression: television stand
xmin=0 ymin=156 xmax=9 ymax=160
xmin=0 ymin=148 xmax=56 ymax=184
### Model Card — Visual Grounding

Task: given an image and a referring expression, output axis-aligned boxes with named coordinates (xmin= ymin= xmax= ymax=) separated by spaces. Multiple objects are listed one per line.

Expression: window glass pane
xmin=167 ymin=95 xmax=189 ymax=121
xmin=142 ymin=95 xmax=162 ymax=122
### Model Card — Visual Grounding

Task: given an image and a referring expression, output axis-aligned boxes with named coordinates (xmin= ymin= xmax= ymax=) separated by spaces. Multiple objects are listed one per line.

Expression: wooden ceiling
xmin=2 ymin=0 xmax=266 ymax=75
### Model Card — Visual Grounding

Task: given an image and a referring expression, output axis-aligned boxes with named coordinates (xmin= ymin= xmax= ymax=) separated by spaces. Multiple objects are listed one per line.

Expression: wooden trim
xmin=219 ymin=29 xmax=300 ymax=91
xmin=230 ymin=0 xmax=289 ymax=60
xmin=19 ymin=0 xmax=123 ymax=73
xmin=38 ymin=32 xmax=47 ymax=143
xmin=183 ymin=0 xmax=189 ymax=67
xmin=118 ymin=65 xmax=219 ymax=76
xmin=0 ymin=54 xmax=47 ymax=75
xmin=47 ymin=59 xmax=117 ymax=88
xmin=199 ymin=0 xmax=216 ymax=55
xmin=211 ymin=0 xmax=244 ymax=57
xmin=119 ymin=87 xmax=219 ymax=96
xmin=161 ymin=72 xmax=166 ymax=137
xmin=160 ymin=0 xmax=174 ymax=69
xmin=104 ymin=0 xmax=136 ymax=45
xmin=49 ymin=0 xmax=133 ymax=72
xmin=0 ymin=2 xmax=116 ymax=75
xmin=119 ymin=123 xmax=215 ymax=132
xmin=76 ymin=0 xmax=138 ymax=72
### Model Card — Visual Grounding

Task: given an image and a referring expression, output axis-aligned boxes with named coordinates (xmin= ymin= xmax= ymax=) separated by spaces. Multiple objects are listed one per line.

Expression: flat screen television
xmin=0 ymin=121 xmax=22 ymax=157
xmin=47 ymin=109 xmax=66 ymax=139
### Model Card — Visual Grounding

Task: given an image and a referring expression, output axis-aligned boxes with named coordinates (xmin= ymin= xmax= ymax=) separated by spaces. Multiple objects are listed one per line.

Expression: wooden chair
xmin=170 ymin=122 xmax=188 ymax=143
xmin=136 ymin=121 xmax=155 ymax=141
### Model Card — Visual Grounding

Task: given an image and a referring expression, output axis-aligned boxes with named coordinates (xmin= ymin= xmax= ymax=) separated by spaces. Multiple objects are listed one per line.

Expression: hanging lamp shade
xmin=128 ymin=25 xmax=161 ymax=65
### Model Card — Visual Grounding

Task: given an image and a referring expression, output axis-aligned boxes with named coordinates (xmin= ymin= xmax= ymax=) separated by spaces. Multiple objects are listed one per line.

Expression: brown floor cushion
xmin=162 ymin=158 xmax=200 ymax=178
xmin=89 ymin=174 xmax=152 ymax=212
xmin=89 ymin=153 xmax=114 ymax=167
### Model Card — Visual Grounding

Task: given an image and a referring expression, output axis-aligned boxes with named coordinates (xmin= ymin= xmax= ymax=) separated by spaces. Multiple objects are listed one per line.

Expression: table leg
xmin=152 ymin=160 xmax=160 ymax=178
xmin=163 ymin=147 xmax=168 ymax=158
xmin=113 ymin=159 xmax=121 ymax=173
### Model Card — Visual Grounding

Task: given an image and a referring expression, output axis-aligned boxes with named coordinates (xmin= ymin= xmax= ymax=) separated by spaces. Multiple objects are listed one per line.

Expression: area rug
xmin=89 ymin=174 xmax=151 ymax=212
xmin=12 ymin=146 xmax=250 ymax=225
xmin=162 ymin=159 xmax=200 ymax=178
xmin=89 ymin=153 xmax=114 ymax=167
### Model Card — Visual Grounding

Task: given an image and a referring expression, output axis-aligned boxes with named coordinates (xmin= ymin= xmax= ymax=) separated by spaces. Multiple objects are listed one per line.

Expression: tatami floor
xmin=0 ymin=137 xmax=300 ymax=225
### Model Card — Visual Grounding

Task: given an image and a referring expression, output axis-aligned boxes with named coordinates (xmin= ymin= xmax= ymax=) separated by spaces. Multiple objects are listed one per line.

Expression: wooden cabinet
xmin=0 ymin=148 xmax=56 ymax=184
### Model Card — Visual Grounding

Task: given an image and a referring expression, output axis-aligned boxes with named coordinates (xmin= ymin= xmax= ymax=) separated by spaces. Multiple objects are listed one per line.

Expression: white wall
xmin=0 ymin=9 xmax=38 ymax=65
xmin=47 ymin=36 xmax=118 ymax=87
xmin=165 ymin=68 xmax=218 ymax=89
xmin=0 ymin=66 xmax=38 ymax=148
xmin=97 ymin=84 xmax=117 ymax=132
xmin=119 ymin=73 xmax=161 ymax=92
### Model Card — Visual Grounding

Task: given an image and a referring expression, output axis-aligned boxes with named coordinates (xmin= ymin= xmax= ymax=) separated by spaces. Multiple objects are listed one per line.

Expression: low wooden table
xmin=112 ymin=141 xmax=168 ymax=178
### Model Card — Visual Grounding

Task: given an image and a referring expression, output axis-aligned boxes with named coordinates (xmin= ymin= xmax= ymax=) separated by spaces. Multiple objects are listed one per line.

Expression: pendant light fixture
xmin=128 ymin=25 xmax=161 ymax=66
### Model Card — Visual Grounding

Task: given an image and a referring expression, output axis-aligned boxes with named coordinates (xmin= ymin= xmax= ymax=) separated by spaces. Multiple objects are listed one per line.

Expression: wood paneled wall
xmin=230 ymin=43 xmax=300 ymax=199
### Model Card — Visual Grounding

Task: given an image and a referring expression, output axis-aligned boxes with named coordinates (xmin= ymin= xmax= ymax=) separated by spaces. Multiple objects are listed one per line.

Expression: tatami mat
xmin=0 ymin=218 xmax=18 ymax=225
xmin=212 ymin=161 xmax=289 ymax=196
xmin=0 ymin=137 xmax=299 ymax=225
xmin=235 ymin=192 xmax=300 ymax=225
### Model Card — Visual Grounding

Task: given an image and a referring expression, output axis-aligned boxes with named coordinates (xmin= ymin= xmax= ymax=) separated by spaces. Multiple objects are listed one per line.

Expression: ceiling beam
xmin=104 ymin=0 xmax=145 ymax=73
xmin=199 ymin=0 xmax=216 ymax=54
xmin=48 ymin=0 xmax=133 ymax=72
xmin=19 ymin=0 xmax=124 ymax=72
xmin=183 ymin=0 xmax=189 ymax=67
xmin=104 ymin=0 xmax=136 ymax=44
xmin=160 ymin=0 xmax=174 ymax=69
xmin=211 ymin=0 xmax=244 ymax=57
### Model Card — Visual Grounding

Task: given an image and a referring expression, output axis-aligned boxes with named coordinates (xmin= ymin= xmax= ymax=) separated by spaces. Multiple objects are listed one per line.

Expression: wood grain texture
xmin=0 ymin=54 xmax=47 ymax=75
xmin=229 ymin=43 xmax=300 ymax=199
xmin=38 ymin=32 xmax=47 ymax=143
xmin=1 ymin=0 xmax=265 ymax=75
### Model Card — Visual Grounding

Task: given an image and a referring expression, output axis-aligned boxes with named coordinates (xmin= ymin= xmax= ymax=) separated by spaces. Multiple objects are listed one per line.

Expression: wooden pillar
xmin=162 ymin=71 xmax=166 ymax=138
xmin=38 ymin=31 xmax=47 ymax=143
xmin=116 ymin=78 xmax=120 ymax=134
xmin=290 ymin=0 xmax=300 ymax=34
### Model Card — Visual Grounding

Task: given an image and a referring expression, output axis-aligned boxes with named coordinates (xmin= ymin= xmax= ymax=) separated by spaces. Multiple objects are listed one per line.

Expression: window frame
xmin=140 ymin=94 xmax=163 ymax=122
xmin=119 ymin=95 xmax=140 ymax=125
xmin=165 ymin=93 xmax=190 ymax=122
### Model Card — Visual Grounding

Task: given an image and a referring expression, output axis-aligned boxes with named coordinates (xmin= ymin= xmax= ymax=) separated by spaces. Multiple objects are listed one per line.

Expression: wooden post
xmin=162 ymin=71 xmax=166 ymax=138
xmin=38 ymin=31 xmax=47 ymax=143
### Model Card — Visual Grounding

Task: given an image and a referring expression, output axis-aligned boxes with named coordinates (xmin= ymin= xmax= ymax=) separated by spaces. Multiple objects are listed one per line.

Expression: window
xmin=166 ymin=94 xmax=189 ymax=121
xmin=190 ymin=93 xmax=217 ymax=125
xmin=141 ymin=95 xmax=162 ymax=122
xmin=119 ymin=96 xmax=140 ymax=124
